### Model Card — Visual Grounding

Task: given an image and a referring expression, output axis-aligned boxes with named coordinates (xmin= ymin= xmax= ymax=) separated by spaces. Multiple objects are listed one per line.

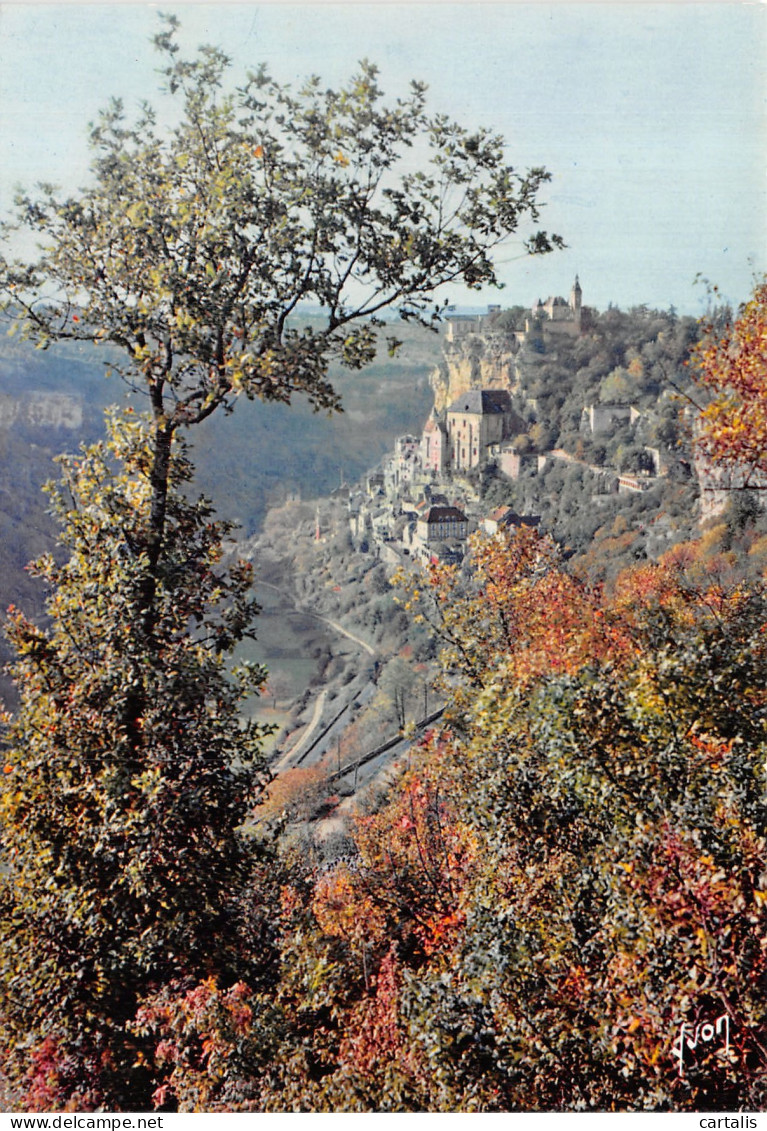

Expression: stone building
xmin=420 ymin=413 xmax=449 ymax=475
xmin=482 ymin=506 xmax=541 ymax=535
xmin=416 ymin=505 xmax=469 ymax=545
xmin=444 ymin=304 xmax=502 ymax=342
xmin=532 ymin=276 xmax=582 ymax=337
xmin=446 ymin=389 xmax=518 ymax=471
xmin=490 ymin=443 xmax=538 ymax=480
xmin=515 ymin=277 xmax=583 ymax=344
xmin=582 ymin=403 xmax=635 ymax=435
xmin=387 ymin=434 xmax=422 ymax=491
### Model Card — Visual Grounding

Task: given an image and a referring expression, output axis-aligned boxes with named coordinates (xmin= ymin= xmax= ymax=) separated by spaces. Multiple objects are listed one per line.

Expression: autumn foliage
xmin=1 ymin=489 xmax=764 ymax=1111
xmin=3 ymin=399 xmax=767 ymax=1112
xmin=693 ymin=279 xmax=767 ymax=488
xmin=0 ymin=16 xmax=567 ymax=1112
xmin=1 ymin=20 xmax=766 ymax=1107
xmin=119 ymin=519 xmax=767 ymax=1112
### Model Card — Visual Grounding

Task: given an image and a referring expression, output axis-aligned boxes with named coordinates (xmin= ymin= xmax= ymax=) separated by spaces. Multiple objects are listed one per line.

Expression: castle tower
xmin=570 ymin=275 xmax=582 ymax=329
xmin=570 ymin=275 xmax=582 ymax=310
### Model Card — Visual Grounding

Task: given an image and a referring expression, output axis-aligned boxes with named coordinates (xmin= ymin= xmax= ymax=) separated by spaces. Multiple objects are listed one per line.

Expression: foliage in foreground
xmin=133 ymin=526 xmax=767 ymax=1112
xmin=114 ymin=276 xmax=767 ymax=1113
xmin=692 ymin=279 xmax=767 ymax=491
xmin=1 ymin=22 xmax=765 ymax=1111
xmin=0 ymin=19 xmax=563 ymax=1110
xmin=0 ymin=413 xmax=278 ymax=1108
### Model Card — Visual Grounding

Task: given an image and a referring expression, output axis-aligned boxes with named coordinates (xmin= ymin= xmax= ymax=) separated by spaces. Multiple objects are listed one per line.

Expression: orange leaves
xmin=421 ymin=907 xmax=466 ymax=956
xmin=688 ymin=730 xmax=733 ymax=765
xmin=692 ymin=279 xmax=767 ymax=483
xmin=253 ymin=763 xmax=329 ymax=824
xmin=503 ymin=567 xmax=632 ymax=685
xmin=467 ymin=527 xmax=638 ymax=686
xmin=472 ymin=523 xmax=560 ymax=611
xmin=313 ymin=864 xmax=388 ymax=947
xmin=311 ymin=755 xmax=476 ymax=965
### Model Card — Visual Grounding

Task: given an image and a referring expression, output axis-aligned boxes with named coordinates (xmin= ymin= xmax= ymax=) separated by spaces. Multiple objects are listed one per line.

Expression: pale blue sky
xmin=0 ymin=2 xmax=764 ymax=314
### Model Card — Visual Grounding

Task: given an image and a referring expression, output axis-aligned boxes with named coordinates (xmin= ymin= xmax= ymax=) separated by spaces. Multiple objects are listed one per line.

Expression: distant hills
xmin=0 ymin=319 xmax=441 ymax=703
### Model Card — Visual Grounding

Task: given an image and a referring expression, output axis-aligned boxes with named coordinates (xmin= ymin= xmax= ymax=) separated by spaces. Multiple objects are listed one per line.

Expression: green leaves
xmin=0 ymin=21 xmax=567 ymax=1110
xmin=0 ymin=412 xmax=274 ymax=1109
xmin=1 ymin=21 xmax=562 ymax=433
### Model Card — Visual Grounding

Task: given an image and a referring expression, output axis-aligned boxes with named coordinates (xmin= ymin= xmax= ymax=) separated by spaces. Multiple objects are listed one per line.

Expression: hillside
xmin=3 ymin=286 xmax=766 ymax=1111
xmin=0 ymin=319 xmax=441 ymax=703
xmin=233 ymin=292 xmax=767 ymax=850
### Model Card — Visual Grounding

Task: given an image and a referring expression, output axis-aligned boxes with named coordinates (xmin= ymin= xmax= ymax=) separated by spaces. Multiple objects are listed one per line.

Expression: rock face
xmin=430 ymin=332 xmax=518 ymax=412
xmin=0 ymin=393 xmax=83 ymax=430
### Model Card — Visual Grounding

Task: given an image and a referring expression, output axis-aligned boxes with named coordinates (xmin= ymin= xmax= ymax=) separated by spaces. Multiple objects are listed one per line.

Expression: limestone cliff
xmin=0 ymin=393 xmax=83 ymax=430
xmin=429 ymin=332 xmax=518 ymax=412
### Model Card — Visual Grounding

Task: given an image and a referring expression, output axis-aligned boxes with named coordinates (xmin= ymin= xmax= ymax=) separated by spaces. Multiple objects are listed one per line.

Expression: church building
xmin=445 ymin=389 xmax=520 ymax=471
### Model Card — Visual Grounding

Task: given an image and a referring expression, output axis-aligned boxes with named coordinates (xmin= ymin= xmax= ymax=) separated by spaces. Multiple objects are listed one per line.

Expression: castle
xmin=529 ymin=275 xmax=582 ymax=337
xmin=419 ymin=390 xmax=523 ymax=476
xmin=425 ymin=279 xmax=585 ymax=475
xmin=444 ymin=277 xmax=583 ymax=346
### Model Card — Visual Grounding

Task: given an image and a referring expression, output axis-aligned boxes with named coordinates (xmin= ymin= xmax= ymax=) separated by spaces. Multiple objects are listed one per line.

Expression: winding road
xmin=273 ymin=689 xmax=328 ymax=772
xmin=256 ymin=579 xmax=376 ymax=772
xmin=320 ymin=616 xmax=375 ymax=657
xmin=257 ymin=580 xmax=375 ymax=656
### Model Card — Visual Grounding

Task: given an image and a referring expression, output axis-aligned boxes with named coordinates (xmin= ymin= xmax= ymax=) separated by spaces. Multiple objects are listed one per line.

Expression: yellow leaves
xmin=125 ymin=200 xmax=149 ymax=227
xmin=647 ymin=1044 xmax=663 ymax=1067
xmin=334 ymin=150 xmax=350 ymax=167
xmin=693 ymin=278 xmax=767 ymax=474
xmin=313 ymin=864 xmax=388 ymax=946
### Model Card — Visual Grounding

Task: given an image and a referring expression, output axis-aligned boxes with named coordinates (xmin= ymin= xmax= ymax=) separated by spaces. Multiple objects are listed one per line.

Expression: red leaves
xmin=338 ymin=947 xmax=406 ymax=1077
xmin=135 ymin=978 xmax=260 ymax=1111
xmin=312 ymin=758 xmax=475 ymax=969
xmin=16 ymin=1036 xmax=104 ymax=1113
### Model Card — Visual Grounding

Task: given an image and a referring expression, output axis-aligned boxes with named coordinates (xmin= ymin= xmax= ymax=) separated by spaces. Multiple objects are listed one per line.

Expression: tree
xmin=0 ymin=21 xmax=563 ymax=1110
xmin=599 ymin=366 xmax=632 ymax=403
xmin=0 ymin=14 xmax=562 ymax=722
xmin=278 ymin=537 xmax=767 ymax=1112
xmin=0 ymin=414 xmax=275 ymax=1108
xmin=379 ymin=655 xmax=416 ymax=729
xmin=692 ymin=279 xmax=767 ymax=489
xmin=112 ymin=530 xmax=767 ymax=1111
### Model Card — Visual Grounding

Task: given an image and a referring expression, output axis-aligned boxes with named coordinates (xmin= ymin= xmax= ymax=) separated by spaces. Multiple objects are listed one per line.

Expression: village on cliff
xmin=336 ymin=278 xmax=704 ymax=570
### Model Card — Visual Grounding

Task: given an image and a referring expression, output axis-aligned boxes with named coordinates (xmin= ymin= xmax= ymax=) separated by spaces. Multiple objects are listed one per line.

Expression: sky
xmin=0 ymin=1 xmax=764 ymax=316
